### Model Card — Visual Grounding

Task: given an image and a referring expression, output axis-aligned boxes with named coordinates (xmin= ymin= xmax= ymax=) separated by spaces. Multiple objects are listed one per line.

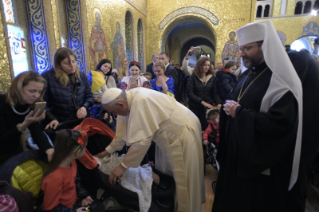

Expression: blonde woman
xmin=150 ymin=60 xmax=175 ymax=97
xmin=0 ymin=71 xmax=54 ymax=164
xmin=112 ymin=53 xmax=128 ymax=86
xmin=42 ymin=47 xmax=94 ymax=129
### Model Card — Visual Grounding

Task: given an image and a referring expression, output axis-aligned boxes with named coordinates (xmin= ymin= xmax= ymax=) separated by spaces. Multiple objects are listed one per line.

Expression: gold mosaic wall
xmin=272 ymin=0 xmax=281 ymax=17
xmin=43 ymin=1 xmax=57 ymax=60
xmin=84 ymin=0 xmax=146 ymax=71
xmin=255 ymin=16 xmax=319 ymax=45
xmin=286 ymin=0 xmax=295 ymax=16
xmin=0 ymin=12 xmax=11 ymax=93
xmin=146 ymin=0 xmax=255 ymax=64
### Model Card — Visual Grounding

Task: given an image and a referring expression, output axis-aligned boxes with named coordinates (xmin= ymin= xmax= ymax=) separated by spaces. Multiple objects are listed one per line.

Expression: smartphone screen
xmin=131 ymin=78 xmax=137 ymax=84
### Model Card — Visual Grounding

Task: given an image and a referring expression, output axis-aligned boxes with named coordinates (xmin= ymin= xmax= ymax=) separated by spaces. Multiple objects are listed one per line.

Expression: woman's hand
xmin=20 ymin=110 xmax=46 ymax=129
xmin=109 ymin=164 xmax=127 ymax=185
xmin=201 ymin=101 xmax=214 ymax=109
xmin=45 ymin=120 xmax=59 ymax=130
xmin=157 ymin=76 xmax=165 ymax=85
xmin=81 ymin=196 xmax=93 ymax=207
xmin=217 ymin=104 xmax=222 ymax=110
xmin=129 ymin=82 xmax=139 ymax=89
xmin=77 ymin=107 xmax=87 ymax=119
xmin=77 ymin=207 xmax=88 ymax=212
xmin=45 ymin=148 xmax=54 ymax=162
xmin=103 ymin=113 xmax=108 ymax=120
xmin=185 ymin=46 xmax=195 ymax=60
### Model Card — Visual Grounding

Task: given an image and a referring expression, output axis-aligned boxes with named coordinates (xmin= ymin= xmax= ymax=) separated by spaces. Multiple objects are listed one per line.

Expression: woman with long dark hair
xmin=187 ymin=56 xmax=222 ymax=130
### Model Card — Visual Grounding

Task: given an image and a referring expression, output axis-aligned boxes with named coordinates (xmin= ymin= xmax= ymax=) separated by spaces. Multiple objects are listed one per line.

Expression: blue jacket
xmin=42 ymin=69 xmax=94 ymax=123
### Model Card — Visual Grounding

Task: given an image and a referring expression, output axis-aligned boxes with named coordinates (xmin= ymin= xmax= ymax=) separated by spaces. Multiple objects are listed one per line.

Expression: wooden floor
xmin=202 ymin=164 xmax=218 ymax=212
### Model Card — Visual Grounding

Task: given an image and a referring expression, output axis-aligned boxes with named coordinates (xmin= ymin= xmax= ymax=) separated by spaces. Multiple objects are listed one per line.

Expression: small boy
xmin=143 ymin=72 xmax=152 ymax=81
xmin=203 ymin=109 xmax=219 ymax=147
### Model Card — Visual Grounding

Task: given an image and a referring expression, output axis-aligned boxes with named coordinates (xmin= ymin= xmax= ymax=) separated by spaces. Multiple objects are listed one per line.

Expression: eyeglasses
xmin=239 ymin=44 xmax=259 ymax=54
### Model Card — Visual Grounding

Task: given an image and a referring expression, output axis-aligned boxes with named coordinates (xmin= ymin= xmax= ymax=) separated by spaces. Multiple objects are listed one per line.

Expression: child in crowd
xmin=203 ymin=109 xmax=220 ymax=147
xmin=143 ymin=72 xmax=152 ymax=82
xmin=40 ymin=130 xmax=104 ymax=212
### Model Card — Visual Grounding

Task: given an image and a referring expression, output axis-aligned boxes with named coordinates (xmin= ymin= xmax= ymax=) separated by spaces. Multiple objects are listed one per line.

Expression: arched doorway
xmin=161 ymin=15 xmax=216 ymax=66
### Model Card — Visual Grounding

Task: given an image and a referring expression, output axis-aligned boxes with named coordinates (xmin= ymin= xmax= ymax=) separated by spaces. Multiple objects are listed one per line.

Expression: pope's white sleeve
xmin=121 ymin=136 xmax=153 ymax=168
xmin=182 ymin=58 xmax=193 ymax=76
xmin=105 ymin=137 xmax=126 ymax=154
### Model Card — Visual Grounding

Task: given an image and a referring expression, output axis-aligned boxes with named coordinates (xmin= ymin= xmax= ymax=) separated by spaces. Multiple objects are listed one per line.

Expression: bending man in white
xmin=96 ymin=87 xmax=205 ymax=212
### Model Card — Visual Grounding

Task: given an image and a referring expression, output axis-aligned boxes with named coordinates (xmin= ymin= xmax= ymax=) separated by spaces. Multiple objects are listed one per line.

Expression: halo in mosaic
xmin=137 ymin=19 xmax=144 ymax=72
xmin=125 ymin=11 xmax=134 ymax=66
xmin=303 ymin=22 xmax=319 ymax=36
xmin=159 ymin=6 xmax=219 ymax=30
xmin=66 ymin=0 xmax=85 ymax=72
xmin=26 ymin=0 xmax=51 ymax=74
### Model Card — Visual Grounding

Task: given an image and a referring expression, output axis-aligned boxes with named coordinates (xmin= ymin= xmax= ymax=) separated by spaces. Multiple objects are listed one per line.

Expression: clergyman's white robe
xmin=105 ymin=87 xmax=205 ymax=212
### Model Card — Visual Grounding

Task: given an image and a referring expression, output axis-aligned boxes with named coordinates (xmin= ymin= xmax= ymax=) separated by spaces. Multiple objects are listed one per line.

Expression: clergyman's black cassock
xmin=212 ymin=62 xmax=298 ymax=212
xmin=285 ymin=50 xmax=319 ymax=212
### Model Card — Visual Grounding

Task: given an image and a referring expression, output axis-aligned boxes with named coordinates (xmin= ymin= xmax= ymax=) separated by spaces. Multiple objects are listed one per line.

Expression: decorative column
xmin=65 ymin=0 xmax=85 ymax=72
xmin=26 ymin=0 xmax=51 ymax=74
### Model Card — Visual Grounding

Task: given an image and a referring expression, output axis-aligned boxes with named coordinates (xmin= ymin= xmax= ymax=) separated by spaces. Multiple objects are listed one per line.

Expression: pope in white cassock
xmin=97 ymin=87 xmax=205 ymax=212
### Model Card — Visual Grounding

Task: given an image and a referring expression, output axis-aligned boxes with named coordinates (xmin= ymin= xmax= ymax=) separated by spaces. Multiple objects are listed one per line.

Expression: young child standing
xmin=40 ymin=129 xmax=104 ymax=212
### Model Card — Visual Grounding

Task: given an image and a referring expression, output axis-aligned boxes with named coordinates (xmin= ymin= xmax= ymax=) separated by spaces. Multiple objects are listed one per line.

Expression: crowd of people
xmin=0 ymin=20 xmax=319 ymax=212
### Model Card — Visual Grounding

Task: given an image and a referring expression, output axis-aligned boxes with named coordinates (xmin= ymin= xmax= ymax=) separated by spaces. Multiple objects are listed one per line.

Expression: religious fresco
xmin=90 ymin=8 xmax=108 ymax=67
xmin=222 ymin=30 xmax=240 ymax=62
xmin=277 ymin=30 xmax=287 ymax=46
xmin=302 ymin=22 xmax=319 ymax=37
xmin=125 ymin=11 xmax=134 ymax=64
xmin=137 ymin=19 xmax=144 ymax=72
xmin=111 ymin=21 xmax=124 ymax=66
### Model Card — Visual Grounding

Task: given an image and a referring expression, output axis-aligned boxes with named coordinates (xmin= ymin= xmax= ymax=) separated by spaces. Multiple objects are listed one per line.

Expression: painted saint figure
xmin=111 ymin=22 xmax=124 ymax=66
xmin=90 ymin=10 xmax=108 ymax=67
xmin=222 ymin=31 xmax=240 ymax=63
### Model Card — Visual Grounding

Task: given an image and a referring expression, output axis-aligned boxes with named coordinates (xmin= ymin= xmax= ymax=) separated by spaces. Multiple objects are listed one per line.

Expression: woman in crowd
xmin=0 ymin=71 xmax=54 ymax=165
xmin=150 ymin=60 xmax=175 ymax=97
xmin=216 ymin=60 xmax=238 ymax=102
xmin=187 ymin=56 xmax=221 ymax=130
xmin=87 ymin=59 xmax=116 ymax=103
xmin=112 ymin=54 xmax=128 ymax=86
xmin=40 ymin=129 xmax=104 ymax=212
xmin=42 ymin=47 xmax=94 ymax=130
xmin=120 ymin=61 xmax=150 ymax=90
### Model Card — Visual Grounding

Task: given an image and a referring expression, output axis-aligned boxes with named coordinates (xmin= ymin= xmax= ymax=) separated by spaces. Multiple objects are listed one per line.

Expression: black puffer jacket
xmin=216 ymin=69 xmax=237 ymax=101
xmin=42 ymin=69 xmax=94 ymax=123
xmin=187 ymin=74 xmax=222 ymax=109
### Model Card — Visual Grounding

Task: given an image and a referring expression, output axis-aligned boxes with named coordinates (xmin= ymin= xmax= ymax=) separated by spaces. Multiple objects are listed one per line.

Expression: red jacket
xmin=202 ymin=120 xmax=219 ymax=144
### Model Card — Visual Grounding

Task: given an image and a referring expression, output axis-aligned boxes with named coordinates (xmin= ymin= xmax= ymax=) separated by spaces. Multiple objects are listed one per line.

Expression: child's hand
xmin=76 ymin=207 xmax=88 ymax=212
xmin=81 ymin=196 xmax=93 ymax=207
xmin=104 ymin=113 xmax=108 ymax=120
xmin=203 ymin=140 xmax=209 ymax=146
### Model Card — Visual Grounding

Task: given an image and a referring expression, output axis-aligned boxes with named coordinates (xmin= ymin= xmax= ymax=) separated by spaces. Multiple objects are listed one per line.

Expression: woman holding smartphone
xmin=42 ymin=47 xmax=94 ymax=130
xmin=120 ymin=61 xmax=150 ymax=90
xmin=0 ymin=71 xmax=54 ymax=165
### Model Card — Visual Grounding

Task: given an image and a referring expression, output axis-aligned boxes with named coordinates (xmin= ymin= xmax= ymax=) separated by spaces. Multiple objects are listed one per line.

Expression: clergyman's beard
xmin=243 ymin=56 xmax=263 ymax=69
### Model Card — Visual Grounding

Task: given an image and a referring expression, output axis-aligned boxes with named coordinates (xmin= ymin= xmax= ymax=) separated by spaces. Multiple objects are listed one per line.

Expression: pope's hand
xmin=109 ymin=164 xmax=127 ymax=185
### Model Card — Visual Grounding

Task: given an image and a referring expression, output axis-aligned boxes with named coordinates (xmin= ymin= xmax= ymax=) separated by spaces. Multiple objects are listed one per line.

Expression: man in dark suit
xmin=145 ymin=54 xmax=158 ymax=79
xmin=159 ymin=52 xmax=180 ymax=101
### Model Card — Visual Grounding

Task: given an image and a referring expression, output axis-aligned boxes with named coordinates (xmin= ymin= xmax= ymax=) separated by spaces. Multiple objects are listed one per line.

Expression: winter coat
xmin=187 ymin=74 xmax=222 ymax=109
xmin=42 ymin=69 xmax=94 ymax=123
